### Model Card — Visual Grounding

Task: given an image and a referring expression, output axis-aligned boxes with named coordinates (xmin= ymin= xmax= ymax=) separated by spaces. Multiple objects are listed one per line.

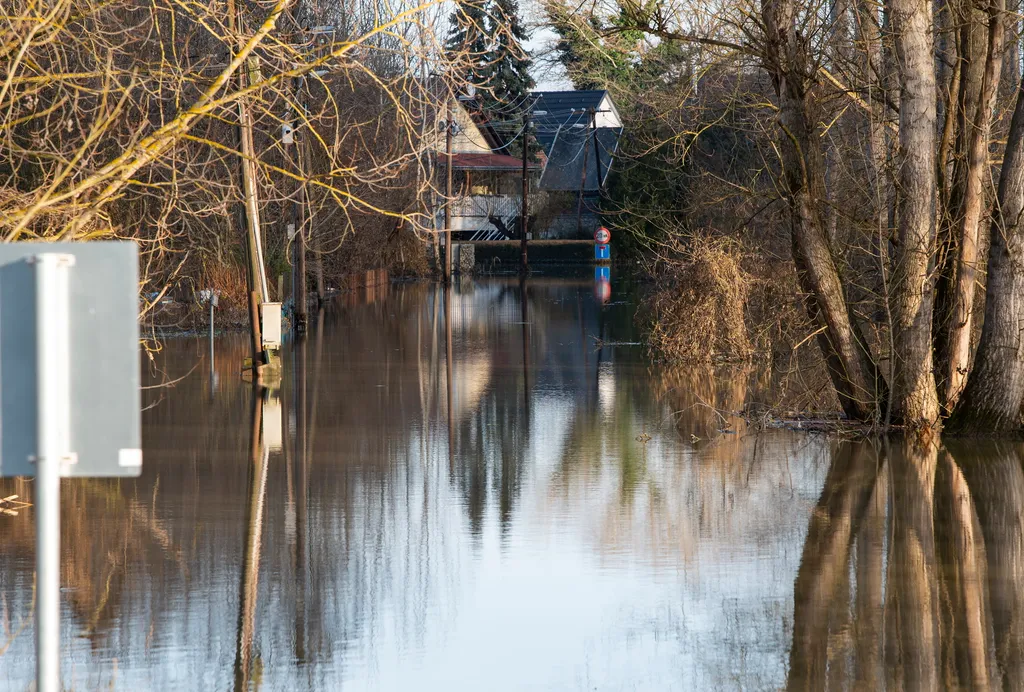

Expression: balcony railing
xmin=451 ymin=194 xmax=519 ymax=220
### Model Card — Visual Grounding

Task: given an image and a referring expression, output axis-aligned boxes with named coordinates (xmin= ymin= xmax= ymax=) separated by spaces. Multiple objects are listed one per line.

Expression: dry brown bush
xmin=642 ymin=228 xmax=842 ymax=414
xmin=644 ymin=233 xmax=752 ymax=362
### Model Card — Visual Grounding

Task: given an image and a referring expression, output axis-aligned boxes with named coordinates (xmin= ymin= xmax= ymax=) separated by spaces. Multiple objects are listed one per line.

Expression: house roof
xmin=531 ymin=92 xmax=608 ymax=154
xmin=532 ymin=90 xmax=608 ymax=115
xmin=538 ymin=127 xmax=620 ymax=191
xmin=527 ymin=90 xmax=623 ymax=191
xmin=442 ymin=152 xmax=541 ymax=171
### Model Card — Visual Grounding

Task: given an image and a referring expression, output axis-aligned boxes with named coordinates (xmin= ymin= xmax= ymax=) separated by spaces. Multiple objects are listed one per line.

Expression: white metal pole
xmin=33 ymin=253 xmax=74 ymax=692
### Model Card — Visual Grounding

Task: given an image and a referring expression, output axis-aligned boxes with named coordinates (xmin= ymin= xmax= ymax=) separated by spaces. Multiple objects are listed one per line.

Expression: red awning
xmin=441 ymin=152 xmax=541 ymax=171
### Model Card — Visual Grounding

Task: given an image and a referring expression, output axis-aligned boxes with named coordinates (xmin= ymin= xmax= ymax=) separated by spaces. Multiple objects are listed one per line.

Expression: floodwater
xmin=0 ymin=275 xmax=1021 ymax=690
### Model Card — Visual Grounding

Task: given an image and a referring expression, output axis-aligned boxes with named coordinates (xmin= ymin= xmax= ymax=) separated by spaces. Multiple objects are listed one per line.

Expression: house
xmin=429 ymin=90 xmax=623 ymax=242
xmin=530 ymin=91 xmax=623 ymax=237
xmin=434 ymin=97 xmax=542 ymax=241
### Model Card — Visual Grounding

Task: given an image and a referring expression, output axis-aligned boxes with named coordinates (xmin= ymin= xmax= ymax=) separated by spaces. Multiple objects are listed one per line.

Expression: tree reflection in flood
xmin=5 ymin=277 xmax=1024 ymax=689
xmin=788 ymin=438 xmax=1024 ymax=691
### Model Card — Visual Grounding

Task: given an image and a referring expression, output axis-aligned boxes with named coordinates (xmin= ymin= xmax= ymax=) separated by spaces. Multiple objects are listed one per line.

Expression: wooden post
xmin=520 ymin=111 xmax=530 ymax=275
xmin=590 ymin=108 xmax=603 ymax=192
xmin=444 ymin=100 xmax=453 ymax=284
xmin=248 ymin=290 xmax=264 ymax=372
xmin=291 ymin=72 xmax=308 ymax=334
xmin=239 ymin=80 xmax=269 ymax=303
xmin=315 ymin=253 xmax=325 ymax=308
xmin=231 ymin=0 xmax=268 ymax=361
xmin=575 ymin=109 xmax=592 ymax=237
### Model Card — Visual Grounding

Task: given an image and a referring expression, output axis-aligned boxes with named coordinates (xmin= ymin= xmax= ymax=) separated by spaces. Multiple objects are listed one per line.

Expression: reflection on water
xmin=2 ymin=277 xmax=1021 ymax=689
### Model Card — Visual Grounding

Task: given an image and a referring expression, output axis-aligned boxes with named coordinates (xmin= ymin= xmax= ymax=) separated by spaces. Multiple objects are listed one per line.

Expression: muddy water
xmin=0 ymin=276 xmax=1018 ymax=690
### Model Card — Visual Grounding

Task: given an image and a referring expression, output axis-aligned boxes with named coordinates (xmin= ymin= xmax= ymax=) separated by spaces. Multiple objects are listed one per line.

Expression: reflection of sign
xmin=595 ymin=227 xmax=611 ymax=244
xmin=594 ymin=266 xmax=611 ymax=303
xmin=263 ymin=395 xmax=283 ymax=453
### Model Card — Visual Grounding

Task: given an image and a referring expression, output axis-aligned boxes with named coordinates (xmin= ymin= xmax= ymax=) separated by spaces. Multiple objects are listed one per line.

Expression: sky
xmin=523 ymin=0 xmax=574 ymax=90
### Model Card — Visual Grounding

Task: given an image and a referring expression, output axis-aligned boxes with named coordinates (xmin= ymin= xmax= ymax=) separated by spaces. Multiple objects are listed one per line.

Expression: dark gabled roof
xmin=531 ymin=90 xmax=607 ymax=116
xmin=443 ymin=152 xmax=541 ymax=171
xmin=531 ymin=91 xmax=608 ymax=155
xmin=539 ymin=126 xmax=619 ymax=191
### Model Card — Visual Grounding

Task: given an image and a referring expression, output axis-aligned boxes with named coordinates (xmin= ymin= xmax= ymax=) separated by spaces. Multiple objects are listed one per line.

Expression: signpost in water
xmin=0 ymin=242 xmax=141 ymax=692
xmin=595 ymin=226 xmax=611 ymax=263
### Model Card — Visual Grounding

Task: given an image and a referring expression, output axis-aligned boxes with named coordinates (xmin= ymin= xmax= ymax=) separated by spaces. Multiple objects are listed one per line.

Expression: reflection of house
xmin=530 ymin=91 xmax=623 ymax=238
xmin=435 ymin=98 xmax=542 ymax=240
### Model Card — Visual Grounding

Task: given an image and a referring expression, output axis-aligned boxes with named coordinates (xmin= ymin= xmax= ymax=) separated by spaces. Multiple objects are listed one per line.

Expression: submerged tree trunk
xmin=762 ymin=0 xmax=884 ymax=421
xmin=890 ymin=0 xmax=942 ymax=427
xmin=949 ymin=80 xmax=1024 ymax=431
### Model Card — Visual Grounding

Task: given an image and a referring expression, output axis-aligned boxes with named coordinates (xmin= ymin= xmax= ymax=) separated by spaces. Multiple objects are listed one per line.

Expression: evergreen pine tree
xmin=445 ymin=0 xmax=491 ymax=94
xmin=446 ymin=0 xmax=535 ymax=156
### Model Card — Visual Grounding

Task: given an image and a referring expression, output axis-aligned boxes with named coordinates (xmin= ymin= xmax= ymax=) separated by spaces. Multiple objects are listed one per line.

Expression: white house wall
xmin=596 ymin=94 xmax=622 ymax=129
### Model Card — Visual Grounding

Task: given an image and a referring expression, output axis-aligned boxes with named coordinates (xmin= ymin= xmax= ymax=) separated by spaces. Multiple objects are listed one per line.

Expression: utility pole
xmin=288 ymin=73 xmax=307 ymax=335
xmin=229 ymin=0 xmax=268 ymax=371
xmin=590 ymin=107 xmax=603 ymax=192
xmin=291 ymin=95 xmax=307 ymax=334
xmin=239 ymin=60 xmax=269 ymax=305
xmin=575 ymin=108 xmax=592 ymax=237
xmin=444 ymin=100 xmax=453 ymax=283
xmin=520 ymin=111 xmax=530 ymax=275
xmin=288 ymin=17 xmax=308 ymax=334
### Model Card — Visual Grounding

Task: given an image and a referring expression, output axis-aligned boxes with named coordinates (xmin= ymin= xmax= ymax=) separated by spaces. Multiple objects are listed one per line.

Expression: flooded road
xmin=1 ymin=276 xmax=1021 ymax=690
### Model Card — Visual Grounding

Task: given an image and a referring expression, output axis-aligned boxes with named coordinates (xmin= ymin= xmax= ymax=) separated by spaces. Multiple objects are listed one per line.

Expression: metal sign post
xmin=0 ymin=242 xmax=141 ymax=692
xmin=34 ymin=254 xmax=73 ymax=692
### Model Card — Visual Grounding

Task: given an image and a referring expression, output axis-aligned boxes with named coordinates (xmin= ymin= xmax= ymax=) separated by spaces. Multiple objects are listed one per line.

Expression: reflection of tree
xmin=787 ymin=439 xmax=1024 ymax=691
xmin=787 ymin=441 xmax=879 ymax=689
xmin=885 ymin=442 xmax=941 ymax=691
xmin=947 ymin=441 xmax=1024 ymax=689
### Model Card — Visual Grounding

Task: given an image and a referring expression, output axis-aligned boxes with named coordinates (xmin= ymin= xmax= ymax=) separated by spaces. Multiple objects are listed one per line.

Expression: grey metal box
xmin=0 ymin=242 xmax=140 ymax=477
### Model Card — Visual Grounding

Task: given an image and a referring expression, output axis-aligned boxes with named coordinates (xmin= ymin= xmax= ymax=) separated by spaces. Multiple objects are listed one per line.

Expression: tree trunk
xmin=855 ymin=0 xmax=891 ymax=248
xmin=1003 ymin=0 xmax=1021 ymax=96
xmin=762 ymin=0 xmax=884 ymax=421
xmin=936 ymin=0 xmax=1005 ymax=410
xmin=890 ymin=0 xmax=942 ymax=427
xmin=949 ymin=80 xmax=1024 ymax=431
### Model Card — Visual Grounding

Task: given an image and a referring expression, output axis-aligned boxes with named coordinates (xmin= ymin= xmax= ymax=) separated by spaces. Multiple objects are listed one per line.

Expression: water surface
xmin=1 ymin=276 xmax=1016 ymax=690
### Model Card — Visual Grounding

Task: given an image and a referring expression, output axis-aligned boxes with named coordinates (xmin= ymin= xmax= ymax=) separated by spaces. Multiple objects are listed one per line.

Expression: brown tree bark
xmin=935 ymin=0 xmax=1005 ymax=410
xmin=949 ymin=79 xmax=1024 ymax=432
xmin=762 ymin=0 xmax=885 ymax=421
xmin=890 ymin=0 xmax=942 ymax=427
xmin=855 ymin=0 xmax=891 ymax=241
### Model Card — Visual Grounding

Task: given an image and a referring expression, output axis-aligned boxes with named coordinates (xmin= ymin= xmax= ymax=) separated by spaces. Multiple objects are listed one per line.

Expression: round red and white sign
xmin=594 ymin=227 xmax=611 ymax=245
